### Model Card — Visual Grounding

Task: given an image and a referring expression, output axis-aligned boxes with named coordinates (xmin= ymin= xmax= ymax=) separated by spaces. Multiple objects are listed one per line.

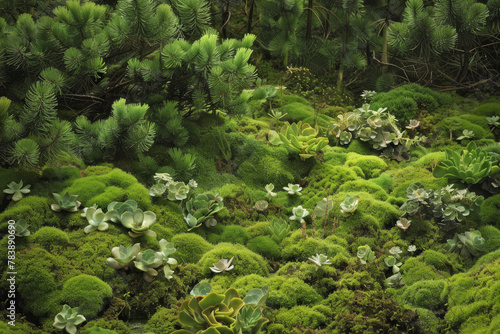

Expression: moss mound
xmin=171 ymin=233 xmax=212 ymax=264
xmin=344 ymin=153 xmax=388 ymax=179
xmin=62 ymin=274 xmax=113 ymax=319
xmin=480 ymin=194 xmax=500 ymax=228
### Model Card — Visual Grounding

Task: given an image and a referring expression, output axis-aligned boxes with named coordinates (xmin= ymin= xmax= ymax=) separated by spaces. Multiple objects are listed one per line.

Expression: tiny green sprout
xmin=396 ymin=218 xmax=411 ymax=231
xmin=283 ymin=183 xmax=302 ymax=195
xmin=357 ymin=245 xmax=376 ymax=264
xmin=389 ymin=246 xmax=402 ymax=259
xmin=289 ymin=205 xmax=309 ymax=223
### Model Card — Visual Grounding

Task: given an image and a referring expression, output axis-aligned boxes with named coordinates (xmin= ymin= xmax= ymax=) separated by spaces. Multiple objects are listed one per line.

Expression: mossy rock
xmin=246 ymin=235 xmax=281 ymax=260
xmin=478 ymin=225 xmax=500 ymax=253
xmin=143 ymin=306 xmax=179 ymax=334
xmin=218 ymin=225 xmax=251 ymax=244
xmin=471 ymin=102 xmax=500 ymax=117
xmin=338 ymin=179 xmax=388 ymax=201
xmin=197 ymin=243 xmax=270 ymax=277
xmin=275 ymin=305 xmax=327 ymax=329
xmin=280 ymin=102 xmax=315 ymax=122
xmin=0 ymin=196 xmax=62 ymax=231
xmin=32 ymin=226 xmax=70 ymax=248
xmin=480 ymin=194 xmax=500 ymax=228
xmin=281 ymin=230 xmax=349 ymax=261
xmin=344 ymin=153 xmax=388 ymax=179
xmin=62 ymin=274 xmax=112 ymax=319
xmin=369 ymin=173 xmax=394 ymax=193
xmin=171 ymin=233 xmax=212 ymax=264
xmin=433 ymin=116 xmax=492 ymax=140
xmin=400 ymin=257 xmax=450 ymax=286
xmin=401 ymin=279 xmax=448 ymax=310
xmin=231 ymin=274 xmax=322 ymax=308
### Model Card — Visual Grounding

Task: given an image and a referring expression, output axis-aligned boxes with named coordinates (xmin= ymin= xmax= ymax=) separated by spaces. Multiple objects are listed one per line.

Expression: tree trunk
xmin=306 ymin=0 xmax=314 ymax=41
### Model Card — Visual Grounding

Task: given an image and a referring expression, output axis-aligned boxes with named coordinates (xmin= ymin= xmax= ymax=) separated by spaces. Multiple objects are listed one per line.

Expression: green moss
xmin=344 ymin=153 xmax=388 ymax=179
xmin=471 ymin=102 xmax=500 ymax=117
xmin=422 ymin=250 xmax=454 ymax=272
xmin=42 ymin=166 xmax=81 ymax=182
xmin=81 ymin=326 xmax=118 ymax=334
xmin=217 ymin=225 xmax=251 ymax=244
xmin=197 ymin=243 xmax=270 ymax=277
xmin=280 ymin=94 xmax=310 ymax=105
xmin=280 ymin=102 xmax=315 ymax=122
xmin=338 ymin=180 xmax=388 ymax=201
xmin=323 ymin=150 xmax=348 ymax=166
xmin=171 ymin=233 xmax=212 ymax=264
xmin=246 ymin=221 xmax=269 ymax=237
xmin=276 ymin=305 xmax=327 ymax=329
xmin=477 ymin=225 xmax=500 ymax=253
xmin=32 ymin=227 xmax=70 ymax=248
xmin=0 ymin=321 xmax=44 ymax=333
xmin=414 ymin=152 xmax=446 ymax=168
xmin=413 ymin=307 xmax=441 ymax=334
xmin=0 ymin=196 xmax=61 ymax=231
xmin=401 ymin=279 xmax=448 ymax=309
xmin=281 ymin=230 xmax=349 ymax=261
xmin=346 ymin=139 xmax=372 ymax=155
xmin=433 ymin=116 xmax=492 ymax=141
xmin=400 ymin=257 xmax=449 ymax=286
xmin=246 ymin=235 xmax=281 ymax=260
xmin=480 ymin=194 xmax=500 ymax=228
xmin=232 ymin=275 xmax=322 ymax=308
xmin=62 ymin=274 xmax=112 ymax=318
xmin=82 ymin=320 xmax=130 ymax=334
xmin=368 ymin=173 xmax=394 ymax=193
xmin=143 ymin=306 xmax=179 ymax=334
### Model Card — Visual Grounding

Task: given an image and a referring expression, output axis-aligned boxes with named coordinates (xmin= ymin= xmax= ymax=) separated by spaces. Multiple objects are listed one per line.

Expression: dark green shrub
xmin=62 ymin=274 xmax=112 ymax=318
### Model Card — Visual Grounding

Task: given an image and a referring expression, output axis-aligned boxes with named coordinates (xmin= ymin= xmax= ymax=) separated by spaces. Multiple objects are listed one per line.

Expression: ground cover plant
xmin=1 ymin=1 xmax=500 ymax=334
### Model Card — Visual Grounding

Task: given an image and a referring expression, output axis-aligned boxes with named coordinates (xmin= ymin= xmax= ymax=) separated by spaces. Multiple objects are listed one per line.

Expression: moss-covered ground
xmin=1 ymin=89 xmax=499 ymax=334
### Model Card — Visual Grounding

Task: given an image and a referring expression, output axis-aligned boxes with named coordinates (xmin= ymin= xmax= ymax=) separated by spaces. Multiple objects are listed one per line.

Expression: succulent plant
xmin=456 ymin=129 xmax=475 ymax=141
xmin=265 ymin=183 xmax=277 ymax=200
xmin=83 ymin=207 xmax=109 ymax=234
xmin=433 ymin=141 xmax=499 ymax=184
xmin=134 ymin=249 xmax=165 ymax=282
xmin=106 ymin=243 xmax=141 ymax=270
xmin=384 ymin=255 xmax=402 ymax=274
xmin=119 ymin=209 xmax=157 ymax=238
xmin=396 ymin=218 xmax=411 ymax=231
xmin=283 ymin=183 xmax=302 ymax=195
xmin=254 ymin=200 xmax=269 ymax=211
xmin=389 ymin=246 xmax=402 ymax=259
xmin=190 ymin=282 xmax=213 ymax=297
xmin=274 ymin=121 xmax=329 ymax=160
xmin=159 ymin=239 xmax=177 ymax=279
xmin=361 ymin=90 xmax=376 ymax=102
xmin=243 ymin=286 xmax=269 ymax=307
xmin=357 ymin=245 xmax=376 ymax=264
xmin=329 ymin=112 xmax=361 ymax=146
xmin=53 ymin=305 xmax=86 ymax=334
xmin=188 ymin=179 xmax=198 ymax=188
xmin=172 ymin=288 xmax=268 ymax=334
xmin=3 ymin=180 xmax=31 ymax=202
xmin=14 ymin=219 xmax=30 ymax=237
xmin=340 ymin=195 xmax=359 ymax=213
xmin=154 ymin=172 xmax=174 ymax=183
xmin=268 ymin=217 xmax=291 ymax=243
xmin=308 ymin=253 xmax=331 ymax=267
xmin=210 ymin=257 xmax=234 ymax=273
xmin=183 ymin=193 xmax=224 ymax=231
xmin=106 ymin=200 xmax=138 ymax=222
xmin=446 ymin=229 xmax=486 ymax=258
xmin=289 ymin=205 xmax=309 ymax=223
xmin=51 ymin=192 xmax=81 ymax=212
xmin=408 ymin=245 xmax=417 ymax=254
xmin=486 ymin=116 xmax=500 ymax=129
xmin=81 ymin=204 xmax=99 ymax=217
xmin=149 ymin=183 xmax=167 ymax=197
xmin=167 ymin=181 xmax=190 ymax=201
xmin=386 ymin=272 xmax=404 ymax=287
xmin=406 ymin=119 xmax=420 ymax=130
